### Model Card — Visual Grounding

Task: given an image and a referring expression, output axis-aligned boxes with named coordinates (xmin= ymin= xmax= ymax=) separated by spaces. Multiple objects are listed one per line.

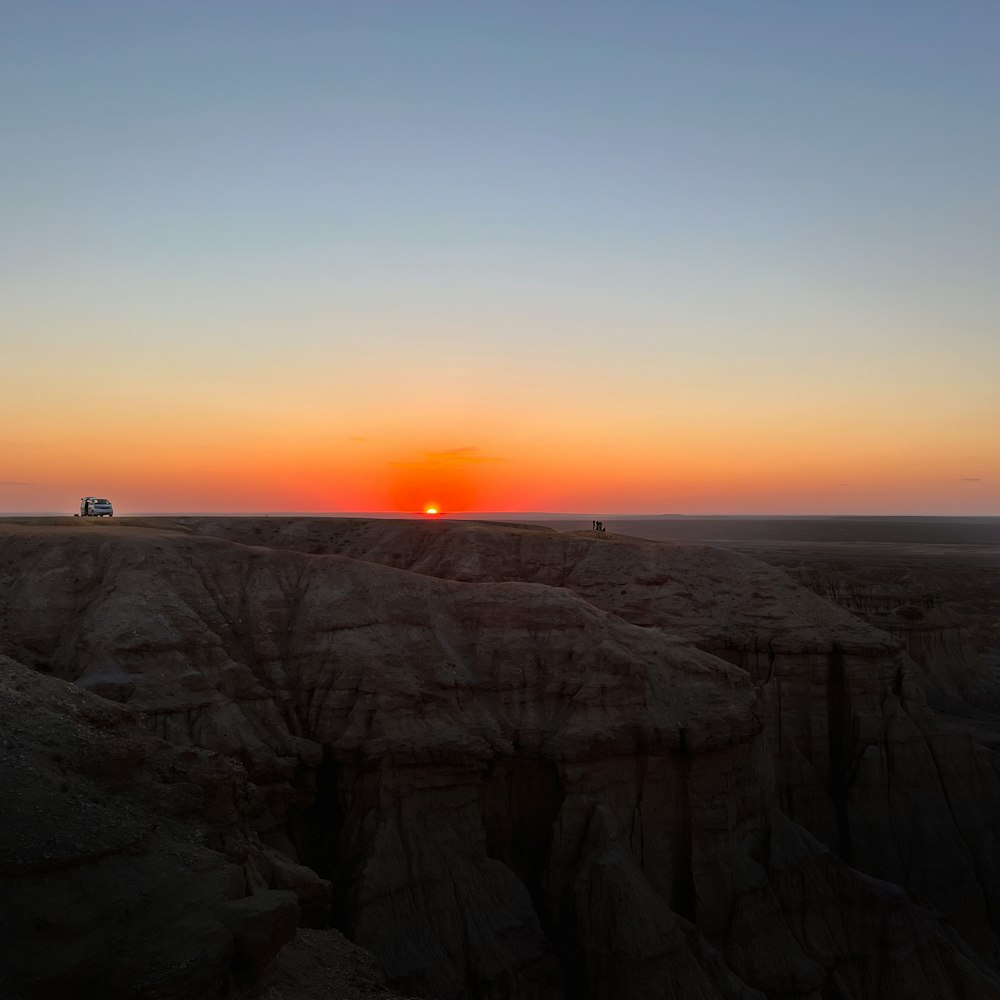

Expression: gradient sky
xmin=2 ymin=1 xmax=998 ymax=514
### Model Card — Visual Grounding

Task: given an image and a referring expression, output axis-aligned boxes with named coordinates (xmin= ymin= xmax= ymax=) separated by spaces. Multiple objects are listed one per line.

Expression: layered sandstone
xmin=1 ymin=518 xmax=999 ymax=999
xmin=155 ymin=516 xmax=1000 ymax=962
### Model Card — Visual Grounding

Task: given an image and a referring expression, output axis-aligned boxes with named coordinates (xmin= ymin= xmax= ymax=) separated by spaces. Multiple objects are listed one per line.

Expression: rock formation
xmin=1 ymin=517 xmax=999 ymax=999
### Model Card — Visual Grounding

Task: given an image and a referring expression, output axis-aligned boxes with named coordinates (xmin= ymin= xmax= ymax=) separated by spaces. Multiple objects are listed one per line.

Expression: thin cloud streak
xmin=390 ymin=447 xmax=505 ymax=470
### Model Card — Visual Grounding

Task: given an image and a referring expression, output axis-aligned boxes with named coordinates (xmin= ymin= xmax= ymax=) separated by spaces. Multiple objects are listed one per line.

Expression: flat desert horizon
xmin=6 ymin=510 xmax=1000 ymax=542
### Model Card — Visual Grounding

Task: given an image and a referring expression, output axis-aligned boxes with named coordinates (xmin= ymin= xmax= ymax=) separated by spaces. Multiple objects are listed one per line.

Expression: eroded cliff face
xmin=783 ymin=562 xmax=1000 ymax=714
xmin=0 ymin=656 xmax=373 ymax=1000
xmin=156 ymin=515 xmax=1000 ymax=968
xmin=1 ymin=519 xmax=999 ymax=1000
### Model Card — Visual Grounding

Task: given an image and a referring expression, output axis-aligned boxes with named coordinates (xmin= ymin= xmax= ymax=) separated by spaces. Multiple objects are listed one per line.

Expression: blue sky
xmin=2 ymin=2 xmax=998 ymax=513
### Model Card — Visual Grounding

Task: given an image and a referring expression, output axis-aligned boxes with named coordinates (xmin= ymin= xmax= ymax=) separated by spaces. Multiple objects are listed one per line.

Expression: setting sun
xmin=424 ymin=506 xmax=439 ymax=515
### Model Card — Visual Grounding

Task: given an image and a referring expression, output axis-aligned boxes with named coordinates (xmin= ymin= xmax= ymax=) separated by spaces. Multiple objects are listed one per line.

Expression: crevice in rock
xmin=630 ymin=744 xmax=648 ymax=871
xmin=826 ymin=645 xmax=853 ymax=863
xmin=286 ymin=750 xmax=347 ymax=930
xmin=482 ymin=755 xmax=570 ymax=992
xmin=672 ymin=726 xmax=695 ymax=922
xmin=483 ymin=755 xmax=564 ymax=932
xmin=921 ymin=729 xmax=1000 ymax=946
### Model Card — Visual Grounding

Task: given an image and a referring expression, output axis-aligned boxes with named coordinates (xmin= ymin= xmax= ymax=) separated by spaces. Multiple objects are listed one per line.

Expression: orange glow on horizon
xmin=3 ymin=395 xmax=998 ymax=515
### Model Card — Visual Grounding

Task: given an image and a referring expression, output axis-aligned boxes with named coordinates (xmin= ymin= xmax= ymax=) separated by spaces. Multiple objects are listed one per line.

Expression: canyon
xmin=1 ymin=516 xmax=999 ymax=999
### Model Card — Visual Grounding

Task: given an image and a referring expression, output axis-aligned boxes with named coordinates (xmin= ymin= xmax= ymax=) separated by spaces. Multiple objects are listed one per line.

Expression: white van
xmin=81 ymin=497 xmax=114 ymax=517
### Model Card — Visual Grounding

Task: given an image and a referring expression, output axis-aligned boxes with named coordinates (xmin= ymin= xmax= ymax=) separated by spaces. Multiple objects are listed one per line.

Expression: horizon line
xmin=2 ymin=511 xmax=998 ymax=520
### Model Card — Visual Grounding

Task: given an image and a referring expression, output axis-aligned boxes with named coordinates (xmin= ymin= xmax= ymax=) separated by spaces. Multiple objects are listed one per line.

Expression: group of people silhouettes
xmin=592 ymin=520 xmax=606 ymax=533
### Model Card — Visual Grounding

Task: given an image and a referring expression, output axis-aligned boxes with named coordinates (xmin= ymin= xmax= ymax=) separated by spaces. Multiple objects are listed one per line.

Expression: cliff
xmin=1 ymin=518 xmax=998 ymax=999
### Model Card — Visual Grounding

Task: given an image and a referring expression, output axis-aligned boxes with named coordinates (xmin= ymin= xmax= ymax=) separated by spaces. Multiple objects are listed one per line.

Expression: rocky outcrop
xmin=0 ymin=654 xmax=424 ymax=1000
xmin=787 ymin=564 xmax=1000 ymax=716
xmin=2 ymin=519 xmax=1000 ymax=999
xmin=153 ymin=516 xmax=1000 ymax=967
xmin=0 ymin=657 xmax=304 ymax=998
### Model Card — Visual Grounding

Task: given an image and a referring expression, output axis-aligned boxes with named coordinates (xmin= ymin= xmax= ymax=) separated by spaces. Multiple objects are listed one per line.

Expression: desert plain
xmin=1 ymin=514 xmax=999 ymax=999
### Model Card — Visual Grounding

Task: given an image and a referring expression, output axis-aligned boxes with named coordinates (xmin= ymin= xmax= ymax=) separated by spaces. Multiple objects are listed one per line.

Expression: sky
xmin=2 ymin=1 xmax=998 ymax=515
